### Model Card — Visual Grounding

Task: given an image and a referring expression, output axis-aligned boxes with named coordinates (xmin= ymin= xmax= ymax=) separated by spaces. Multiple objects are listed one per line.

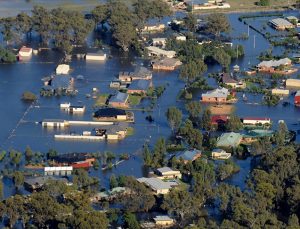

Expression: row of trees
xmin=92 ymin=0 xmax=171 ymax=51
xmin=0 ymin=6 xmax=93 ymax=54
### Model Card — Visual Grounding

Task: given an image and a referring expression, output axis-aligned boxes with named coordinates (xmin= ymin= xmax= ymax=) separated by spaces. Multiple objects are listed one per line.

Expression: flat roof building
xmin=137 ymin=177 xmax=178 ymax=194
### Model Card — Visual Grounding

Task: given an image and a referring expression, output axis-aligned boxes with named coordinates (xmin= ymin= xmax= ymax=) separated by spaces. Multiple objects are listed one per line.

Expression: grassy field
xmin=94 ymin=94 xmax=109 ymax=107
xmin=193 ymin=0 xmax=297 ymax=13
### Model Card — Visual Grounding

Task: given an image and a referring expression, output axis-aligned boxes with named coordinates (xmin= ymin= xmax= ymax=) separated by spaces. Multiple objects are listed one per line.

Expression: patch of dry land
xmin=194 ymin=0 xmax=297 ymax=13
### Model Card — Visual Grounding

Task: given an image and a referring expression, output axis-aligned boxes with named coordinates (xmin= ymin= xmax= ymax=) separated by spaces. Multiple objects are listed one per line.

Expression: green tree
xmin=92 ymin=4 xmax=109 ymax=29
xmin=152 ymin=138 xmax=166 ymax=167
xmin=15 ymin=12 xmax=32 ymax=40
xmin=143 ymin=144 xmax=152 ymax=166
xmin=185 ymin=101 xmax=202 ymax=119
xmin=32 ymin=6 xmax=52 ymax=44
xmin=12 ymin=171 xmax=25 ymax=187
xmin=110 ymin=174 xmax=118 ymax=189
xmin=22 ymin=91 xmax=37 ymax=101
xmin=184 ymin=13 xmax=197 ymax=32
xmin=25 ymin=146 xmax=34 ymax=162
xmin=166 ymin=107 xmax=182 ymax=132
xmin=124 ymin=212 xmax=140 ymax=229
xmin=180 ymin=60 xmax=207 ymax=84
xmin=213 ymin=48 xmax=231 ymax=69
xmin=225 ymin=115 xmax=243 ymax=132
xmin=206 ymin=13 xmax=230 ymax=37
xmin=202 ymin=109 xmax=212 ymax=131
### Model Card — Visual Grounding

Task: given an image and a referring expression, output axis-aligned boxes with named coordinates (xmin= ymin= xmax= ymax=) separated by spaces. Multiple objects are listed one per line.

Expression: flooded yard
xmin=1 ymin=8 xmax=300 ymax=196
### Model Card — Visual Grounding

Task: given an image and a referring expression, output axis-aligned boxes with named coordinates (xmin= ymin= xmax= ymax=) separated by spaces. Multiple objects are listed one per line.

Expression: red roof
xmin=243 ymin=117 xmax=270 ymax=121
xmin=211 ymin=115 xmax=229 ymax=125
xmin=71 ymin=161 xmax=92 ymax=169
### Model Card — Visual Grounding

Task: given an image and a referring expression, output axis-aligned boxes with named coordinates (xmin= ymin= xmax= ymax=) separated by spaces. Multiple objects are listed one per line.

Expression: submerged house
xmin=56 ymin=64 xmax=70 ymax=74
xmin=85 ymin=51 xmax=106 ymax=61
xmin=137 ymin=177 xmax=178 ymax=194
xmin=51 ymin=152 xmax=96 ymax=168
xmin=155 ymin=167 xmax=182 ymax=179
xmin=152 ymin=57 xmax=182 ymax=71
xmin=174 ymin=149 xmax=202 ymax=164
xmin=211 ymin=148 xmax=231 ymax=160
xmin=201 ymin=87 xmax=231 ymax=103
xmin=141 ymin=23 xmax=165 ymax=33
xmin=269 ymin=18 xmax=294 ymax=30
xmin=257 ymin=58 xmax=292 ymax=73
xmin=118 ymin=67 xmax=152 ymax=82
xmin=242 ymin=117 xmax=271 ymax=126
xmin=127 ymin=79 xmax=152 ymax=94
xmin=18 ymin=46 xmax=33 ymax=57
xmin=216 ymin=132 xmax=243 ymax=148
xmin=220 ymin=73 xmax=246 ymax=89
xmin=41 ymin=74 xmax=76 ymax=96
xmin=93 ymin=108 xmax=134 ymax=122
xmin=146 ymin=46 xmax=176 ymax=58
xmin=108 ymin=92 xmax=129 ymax=108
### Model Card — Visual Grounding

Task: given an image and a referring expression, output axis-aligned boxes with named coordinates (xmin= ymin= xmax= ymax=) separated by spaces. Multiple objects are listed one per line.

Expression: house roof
xmin=156 ymin=167 xmax=177 ymax=174
xmin=51 ymin=75 xmax=73 ymax=89
xmin=19 ymin=46 xmax=32 ymax=52
xmin=154 ymin=215 xmax=174 ymax=222
xmin=221 ymin=73 xmax=238 ymax=84
xmin=137 ymin=177 xmax=177 ymax=191
xmin=257 ymin=58 xmax=291 ymax=68
xmin=152 ymin=57 xmax=182 ymax=67
xmin=86 ymin=51 xmax=106 ymax=57
xmin=270 ymin=18 xmax=294 ymax=27
xmin=128 ymin=79 xmax=151 ymax=91
xmin=94 ymin=108 xmax=126 ymax=118
xmin=211 ymin=115 xmax=229 ymax=124
xmin=175 ymin=149 xmax=201 ymax=161
xmin=146 ymin=46 xmax=176 ymax=57
xmin=216 ymin=132 xmax=242 ymax=148
xmin=202 ymin=87 xmax=229 ymax=98
xmin=243 ymin=117 xmax=270 ymax=121
xmin=109 ymin=92 xmax=129 ymax=104
xmin=296 ymin=90 xmax=300 ymax=96
xmin=44 ymin=166 xmax=73 ymax=172
xmin=25 ymin=176 xmax=68 ymax=186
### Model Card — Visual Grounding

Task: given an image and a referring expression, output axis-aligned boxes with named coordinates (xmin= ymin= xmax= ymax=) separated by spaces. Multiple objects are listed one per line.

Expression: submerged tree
xmin=166 ymin=107 xmax=182 ymax=133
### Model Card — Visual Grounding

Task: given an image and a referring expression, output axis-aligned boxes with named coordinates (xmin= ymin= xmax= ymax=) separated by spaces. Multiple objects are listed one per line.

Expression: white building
xmin=18 ymin=46 xmax=33 ymax=57
xmin=56 ymin=64 xmax=70 ymax=75
xmin=242 ymin=117 xmax=271 ymax=126
xmin=44 ymin=166 xmax=73 ymax=176
xmin=86 ymin=52 xmax=107 ymax=61
xmin=137 ymin=177 xmax=178 ymax=194
xmin=212 ymin=149 xmax=231 ymax=160
xmin=155 ymin=167 xmax=182 ymax=179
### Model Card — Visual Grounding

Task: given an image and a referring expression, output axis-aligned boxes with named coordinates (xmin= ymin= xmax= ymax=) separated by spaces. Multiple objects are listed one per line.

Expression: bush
xmin=22 ymin=91 xmax=37 ymax=101
xmin=257 ymin=0 xmax=270 ymax=6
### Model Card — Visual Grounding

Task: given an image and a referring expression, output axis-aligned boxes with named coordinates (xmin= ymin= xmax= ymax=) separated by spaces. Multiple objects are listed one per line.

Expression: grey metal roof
xmin=128 ymin=80 xmax=151 ymax=91
xmin=110 ymin=92 xmax=129 ymax=103
xmin=270 ymin=18 xmax=294 ymax=27
xmin=175 ymin=149 xmax=201 ymax=161
xmin=137 ymin=177 xmax=177 ymax=190
xmin=202 ymin=87 xmax=229 ymax=98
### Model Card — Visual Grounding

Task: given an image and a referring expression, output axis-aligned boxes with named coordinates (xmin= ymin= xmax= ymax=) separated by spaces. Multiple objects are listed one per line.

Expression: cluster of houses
xmin=256 ymin=57 xmax=297 ymax=75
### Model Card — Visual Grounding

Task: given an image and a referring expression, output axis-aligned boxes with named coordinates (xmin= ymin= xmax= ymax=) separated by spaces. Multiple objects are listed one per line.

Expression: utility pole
xmin=253 ymin=35 xmax=256 ymax=49
xmin=247 ymin=25 xmax=250 ymax=37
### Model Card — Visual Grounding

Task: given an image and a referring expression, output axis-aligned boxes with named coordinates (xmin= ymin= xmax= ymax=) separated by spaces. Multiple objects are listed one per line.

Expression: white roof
xmin=202 ymin=87 xmax=229 ymax=98
xmin=137 ymin=177 xmax=177 ymax=191
xmin=296 ymin=90 xmax=300 ymax=96
xmin=44 ymin=166 xmax=73 ymax=172
xmin=257 ymin=58 xmax=291 ymax=68
xmin=270 ymin=18 xmax=294 ymax=27
xmin=146 ymin=46 xmax=176 ymax=58
xmin=56 ymin=64 xmax=70 ymax=74
xmin=154 ymin=215 xmax=173 ymax=222
xmin=157 ymin=167 xmax=179 ymax=174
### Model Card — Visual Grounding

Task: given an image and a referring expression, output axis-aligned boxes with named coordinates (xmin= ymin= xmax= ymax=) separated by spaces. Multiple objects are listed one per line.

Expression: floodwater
xmin=1 ymin=8 xmax=300 ymax=197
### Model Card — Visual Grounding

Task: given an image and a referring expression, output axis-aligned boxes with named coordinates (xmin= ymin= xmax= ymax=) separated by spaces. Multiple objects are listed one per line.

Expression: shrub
xmin=22 ymin=91 xmax=37 ymax=101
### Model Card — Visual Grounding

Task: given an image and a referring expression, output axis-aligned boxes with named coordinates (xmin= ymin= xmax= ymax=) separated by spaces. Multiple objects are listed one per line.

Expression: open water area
xmin=1 ymin=3 xmax=300 ymax=197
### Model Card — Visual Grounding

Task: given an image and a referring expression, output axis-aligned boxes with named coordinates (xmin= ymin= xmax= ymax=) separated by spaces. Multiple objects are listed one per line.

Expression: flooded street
xmin=1 ymin=6 xmax=300 ymax=196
